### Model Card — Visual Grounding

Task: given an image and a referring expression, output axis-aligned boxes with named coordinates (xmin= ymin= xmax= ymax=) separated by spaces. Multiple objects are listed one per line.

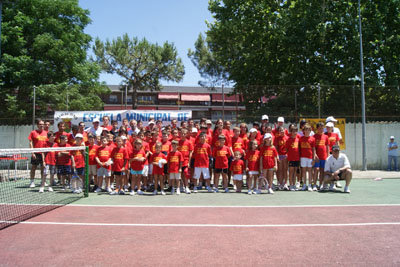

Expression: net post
xmin=84 ymin=146 xmax=89 ymax=197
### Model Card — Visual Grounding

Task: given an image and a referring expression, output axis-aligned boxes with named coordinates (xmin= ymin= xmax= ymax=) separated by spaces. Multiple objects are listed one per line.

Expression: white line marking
xmin=65 ymin=204 xmax=400 ymax=208
xmin=2 ymin=221 xmax=400 ymax=228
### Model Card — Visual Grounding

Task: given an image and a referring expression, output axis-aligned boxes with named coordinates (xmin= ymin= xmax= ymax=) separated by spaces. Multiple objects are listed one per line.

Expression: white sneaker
xmin=329 ymin=184 xmax=336 ymax=192
xmin=106 ymin=187 xmax=112 ymax=193
xmin=295 ymin=182 xmax=300 ymax=189
xmin=73 ymin=189 xmax=80 ymax=194
xmin=224 ymin=188 xmax=229 ymax=193
xmin=130 ymin=190 xmax=136 ymax=196
xmin=48 ymin=187 xmax=53 ymax=192
xmin=95 ymin=187 xmax=102 ymax=193
xmin=193 ymin=188 xmax=198 ymax=193
xmin=290 ymin=185 xmax=295 ymax=191
xmin=176 ymin=188 xmax=181 ymax=195
xmin=307 ymin=185 xmax=312 ymax=191
xmin=185 ymin=187 xmax=191 ymax=194
xmin=39 ymin=187 xmax=44 ymax=193
xmin=109 ymin=190 xmax=118 ymax=195
xmin=207 ymin=186 xmax=213 ymax=192
xmin=161 ymin=190 xmax=166 ymax=195
xmin=283 ymin=184 xmax=289 ymax=191
xmin=344 ymin=186 xmax=351 ymax=193
xmin=29 ymin=181 xmax=36 ymax=188
xmin=153 ymin=190 xmax=157 ymax=195
xmin=254 ymin=189 xmax=261 ymax=194
xmin=137 ymin=190 xmax=144 ymax=195
xmin=248 ymin=190 xmax=252 ymax=195
xmin=301 ymin=184 xmax=307 ymax=191
xmin=110 ymin=184 xmax=115 ymax=190
xmin=312 ymin=185 xmax=318 ymax=191
xmin=171 ymin=187 xmax=175 ymax=195
xmin=44 ymin=182 xmax=48 ymax=187
xmin=336 ymin=181 xmax=342 ymax=188
xmin=268 ymin=188 xmax=274 ymax=194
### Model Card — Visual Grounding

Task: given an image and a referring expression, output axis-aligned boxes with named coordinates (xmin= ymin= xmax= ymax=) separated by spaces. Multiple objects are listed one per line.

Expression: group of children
xmin=29 ymin=116 xmax=341 ymax=195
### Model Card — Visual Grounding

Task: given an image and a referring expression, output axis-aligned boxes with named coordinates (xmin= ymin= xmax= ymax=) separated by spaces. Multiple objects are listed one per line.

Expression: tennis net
xmin=0 ymin=146 xmax=89 ymax=230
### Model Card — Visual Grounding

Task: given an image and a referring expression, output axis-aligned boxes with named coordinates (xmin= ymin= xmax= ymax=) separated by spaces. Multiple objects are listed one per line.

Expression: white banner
xmin=54 ymin=110 xmax=192 ymax=132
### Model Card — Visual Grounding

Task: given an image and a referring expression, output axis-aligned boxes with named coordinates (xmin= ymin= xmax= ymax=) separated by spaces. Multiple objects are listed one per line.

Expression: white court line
xmin=65 ymin=204 xmax=400 ymax=208
xmin=2 ymin=220 xmax=400 ymax=228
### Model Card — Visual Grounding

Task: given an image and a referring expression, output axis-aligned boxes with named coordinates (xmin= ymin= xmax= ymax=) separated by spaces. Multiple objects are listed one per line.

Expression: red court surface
xmin=1 ymin=205 xmax=400 ymax=266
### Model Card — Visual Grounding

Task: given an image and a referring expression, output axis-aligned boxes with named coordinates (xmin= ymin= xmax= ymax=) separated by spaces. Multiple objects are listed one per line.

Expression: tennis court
xmin=1 ymin=176 xmax=400 ymax=266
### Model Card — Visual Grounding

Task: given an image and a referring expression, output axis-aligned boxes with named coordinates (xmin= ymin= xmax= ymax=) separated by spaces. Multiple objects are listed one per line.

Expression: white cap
xmin=262 ymin=115 xmax=269 ymax=120
xmin=249 ymin=128 xmax=258 ymax=133
xmin=75 ymin=133 xmax=84 ymax=139
xmin=191 ymin=128 xmax=198 ymax=133
xmin=390 ymin=136 xmax=395 ymax=139
xmin=206 ymin=120 xmax=212 ymax=124
xmin=263 ymin=133 xmax=272 ymax=139
xmin=148 ymin=121 xmax=155 ymax=125
xmin=326 ymin=116 xmax=337 ymax=123
xmin=326 ymin=122 xmax=334 ymax=128
xmin=93 ymin=118 xmax=100 ymax=123
xmin=121 ymin=136 xmax=127 ymax=140
xmin=277 ymin=117 xmax=284 ymax=122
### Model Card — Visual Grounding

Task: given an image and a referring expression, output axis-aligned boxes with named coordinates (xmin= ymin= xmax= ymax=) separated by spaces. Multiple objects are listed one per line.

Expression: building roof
xmin=108 ymin=85 xmax=235 ymax=94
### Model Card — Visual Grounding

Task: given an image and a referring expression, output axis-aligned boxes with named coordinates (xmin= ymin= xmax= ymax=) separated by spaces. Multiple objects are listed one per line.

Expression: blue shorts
xmin=75 ymin=167 xmax=85 ymax=176
xmin=130 ymin=169 xmax=143 ymax=175
xmin=57 ymin=165 xmax=71 ymax=175
xmin=313 ymin=160 xmax=326 ymax=169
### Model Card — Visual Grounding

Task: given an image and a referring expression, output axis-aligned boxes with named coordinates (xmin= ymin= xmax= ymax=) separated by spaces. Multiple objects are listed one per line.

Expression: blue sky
xmin=80 ymin=0 xmax=213 ymax=87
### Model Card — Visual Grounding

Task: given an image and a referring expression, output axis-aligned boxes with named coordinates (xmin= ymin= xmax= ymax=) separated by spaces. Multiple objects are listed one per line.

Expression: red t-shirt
xmin=150 ymin=152 xmax=167 ymax=175
xmin=161 ymin=140 xmax=171 ymax=155
xmin=111 ymin=146 xmax=129 ymax=172
xmin=213 ymin=145 xmax=232 ymax=169
xmin=28 ymin=130 xmax=48 ymax=148
xmin=141 ymin=140 xmax=150 ymax=165
xmin=274 ymin=135 xmax=288 ymax=156
xmin=260 ymin=145 xmax=278 ymax=169
xmin=286 ymin=136 xmax=300 ymax=161
xmin=245 ymin=149 xmax=260 ymax=171
xmin=232 ymin=136 xmax=246 ymax=153
xmin=314 ymin=133 xmax=329 ymax=160
xmin=45 ymin=142 xmax=56 ymax=165
xmin=55 ymin=131 xmax=70 ymax=144
xmin=88 ymin=144 xmax=98 ymax=165
xmin=71 ymin=146 xmax=85 ymax=169
xmin=130 ymin=149 xmax=146 ymax=171
xmin=55 ymin=143 xmax=71 ymax=166
xmin=326 ymin=132 xmax=340 ymax=150
xmin=299 ymin=136 xmax=315 ymax=159
xmin=230 ymin=159 xmax=245 ymax=175
xmin=167 ymin=151 xmax=183 ymax=173
xmin=96 ymin=145 xmax=112 ymax=170
xmin=193 ymin=142 xmax=212 ymax=168
xmin=178 ymin=139 xmax=194 ymax=167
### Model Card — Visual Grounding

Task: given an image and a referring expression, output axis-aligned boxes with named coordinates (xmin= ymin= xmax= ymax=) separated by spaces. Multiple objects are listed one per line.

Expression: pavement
xmin=352 ymin=170 xmax=400 ymax=179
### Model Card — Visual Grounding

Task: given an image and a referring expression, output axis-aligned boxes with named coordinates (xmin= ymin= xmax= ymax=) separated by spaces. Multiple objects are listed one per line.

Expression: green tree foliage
xmin=93 ymin=34 xmax=185 ymax=109
xmin=0 ymin=0 xmax=109 ymax=124
xmin=194 ymin=0 xmax=400 ymax=121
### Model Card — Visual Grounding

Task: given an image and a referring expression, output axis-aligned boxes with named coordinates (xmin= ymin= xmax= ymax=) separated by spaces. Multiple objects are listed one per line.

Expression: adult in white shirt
xmin=323 ymin=145 xmax=352 ymax=193
xmin=86 ymin=118 xmax=103 ymax=137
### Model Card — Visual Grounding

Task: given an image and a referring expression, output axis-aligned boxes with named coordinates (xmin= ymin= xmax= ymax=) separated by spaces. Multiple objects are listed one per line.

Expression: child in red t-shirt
xmin=212 ymin=135 xmax=232 ymax=193
xmin=245 ymin=140 xmax=260 ymax=194
xmin=192 ymin=133 xmax=212 ymax=193
xmin=95 ymin=136 xmax=113 ymax=193
xmin=260 ymin=133 xmax=278 ymax=194
xmin=313 ymin=122 xmax=330 ymax=190
xmin=230 ymin=151 xmax=245 ymax=193
xmin=87 ymin=134 xmax=98 ymax=192
xmin=167 ymin=140 xmax=183 ymax=195
xmin=286 ymin=126 xmax=300 ymax=191
xmin=129 ymin=139 xmax=147 ymax=195
xmin=178 ymin=129 xmax=193 ymax=194
xmin=71 ymin=134 xmax=86 ymax=193
xmin=274 ymin=126 xmax=289 ymax=190
xmin=110 ymin=137 xmax=129 ymax=195
xmin=41 ymin=131 xmax=56 ymax=193
xmin=55 ymin=135 xmax=71 ymax=191
xmin=150 ymin=142 xmax=167 ymax=195
xmin=299 ymin=124 xmax=316 ymax=191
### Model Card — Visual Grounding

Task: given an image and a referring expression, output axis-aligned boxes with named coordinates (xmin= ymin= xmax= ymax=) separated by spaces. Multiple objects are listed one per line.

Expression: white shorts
xmin=148 ymin=164 xmax=153 ymax=175
xmin=44 ymin=165 xmax=56 ymax=176
xmin=97 ymin=167 xmax=111 ymax=177
xmin=248 ymin=171 xmax=259 ymax=175
xmin=300 ymin=157 xmax=313 ymax=168
xmin=233 ymin=174 xmax=243 ymax=181
xmin=169 ymin=173 xmax=181 ymax=180
xmin=142 ymin=165 xmax=149 ymax=177
xmin=194 ymin=167 xmax=210 ymax=179
xmin=89 ymin=165 xmax=97 ymax=176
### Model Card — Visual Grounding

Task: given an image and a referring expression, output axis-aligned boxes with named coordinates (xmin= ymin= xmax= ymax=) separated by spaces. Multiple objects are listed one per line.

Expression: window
xmin=127 ymin=96 xmax=132 ymax=103
xmin=109 ymin=95 xmax=118 ymax=103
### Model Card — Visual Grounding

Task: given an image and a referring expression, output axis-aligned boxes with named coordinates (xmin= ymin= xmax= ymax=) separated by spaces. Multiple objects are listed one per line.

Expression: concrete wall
xmin=1 ymin=123 xmax=399 ymax=170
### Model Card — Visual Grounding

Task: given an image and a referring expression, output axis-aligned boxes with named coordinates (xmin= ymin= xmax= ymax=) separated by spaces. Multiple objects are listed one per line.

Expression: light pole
xmin=32 ymin=86 xmax=36 ymax=130
xmin=222 ymin=83 xmax=225 ymax=121
xmin=358 ymin=0 xmax=367 ymax=171
xmin=317 ymin=84 xmax=321 ymax=118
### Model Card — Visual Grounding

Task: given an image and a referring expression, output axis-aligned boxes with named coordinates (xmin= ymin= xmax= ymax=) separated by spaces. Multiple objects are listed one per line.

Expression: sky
xmin=79 ymin=0 xmax=214 ymax=87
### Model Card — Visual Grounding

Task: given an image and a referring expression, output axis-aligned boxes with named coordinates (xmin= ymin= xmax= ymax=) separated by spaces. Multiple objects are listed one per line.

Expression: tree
xmin=93 ymin=34 xmax=185 ymax=109
xmin=194 ymin=0 xmax=400 ymax=121
xmin=0 ymin=0 xmax=109 ymax=124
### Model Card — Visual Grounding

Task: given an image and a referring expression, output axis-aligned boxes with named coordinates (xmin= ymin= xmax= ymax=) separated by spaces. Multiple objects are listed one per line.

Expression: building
xmin=102 ymin=85 xmax=246 ymax=121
